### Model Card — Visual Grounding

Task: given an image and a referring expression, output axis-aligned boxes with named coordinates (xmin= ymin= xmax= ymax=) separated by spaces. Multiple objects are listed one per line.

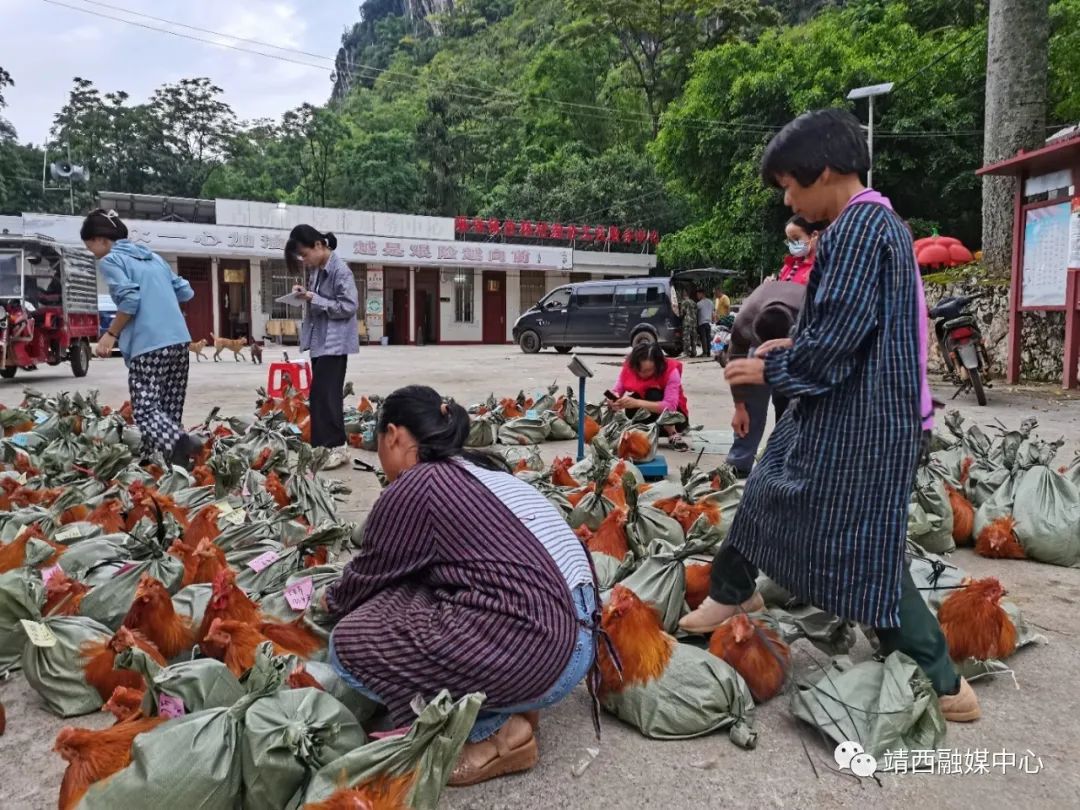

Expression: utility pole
xmin=847 ymin=83 xmax=894 ymax=188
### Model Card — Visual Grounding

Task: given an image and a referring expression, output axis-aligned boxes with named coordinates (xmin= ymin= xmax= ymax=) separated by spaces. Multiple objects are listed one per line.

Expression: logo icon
xmin=835 ymin=742 xmax=878 ymax=777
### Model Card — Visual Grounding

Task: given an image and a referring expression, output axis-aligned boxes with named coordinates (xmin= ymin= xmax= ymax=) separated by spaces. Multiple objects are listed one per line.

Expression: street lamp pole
xmin=846 ymin=82 xmax=894 ymax=188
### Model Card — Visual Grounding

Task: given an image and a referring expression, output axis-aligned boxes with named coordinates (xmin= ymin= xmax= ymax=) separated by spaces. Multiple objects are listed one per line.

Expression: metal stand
xmin=577 ymin=375 xmax=587 ymax=462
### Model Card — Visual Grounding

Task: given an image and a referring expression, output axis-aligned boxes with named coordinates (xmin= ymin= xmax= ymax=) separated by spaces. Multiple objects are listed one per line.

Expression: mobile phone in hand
xmin=604 ymin=390 xmax=618 ymax=401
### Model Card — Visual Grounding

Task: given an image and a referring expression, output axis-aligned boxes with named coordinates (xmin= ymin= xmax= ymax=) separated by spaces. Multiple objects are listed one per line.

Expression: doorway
xmin=414 ymin=268 xmax=440 ymax=345
xmin=482 ymin=271 xmax=507 ymax=344
xmin=218 ymin=259 xmax=252 ymax=340
xmin=177 ymin=257 xmax=213 ymax=342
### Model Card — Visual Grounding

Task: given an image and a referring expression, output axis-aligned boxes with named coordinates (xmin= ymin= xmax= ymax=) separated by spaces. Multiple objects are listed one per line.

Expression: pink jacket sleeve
xmin=661 ymin=368 xmax=682 ymax=412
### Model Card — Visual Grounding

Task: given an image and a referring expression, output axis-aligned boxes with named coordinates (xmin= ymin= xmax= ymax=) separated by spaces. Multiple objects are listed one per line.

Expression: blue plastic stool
xmin=636 ymin=456 xmax=669 ymax=482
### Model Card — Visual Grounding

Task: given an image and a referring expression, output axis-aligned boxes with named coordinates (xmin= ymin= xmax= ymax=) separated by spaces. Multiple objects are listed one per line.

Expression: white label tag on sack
xmin=213 ymin=499 xmax=236 ymax=516
xmin=20 ymin=619 xmax=57 ymax=648
xmin=247 ymin=550 xmax=280 ymax=572
xmin=55 ymin=526 xmax=82 ymax=542
xmin=284 ymin=576 xmax=313 ymax=611
xmin=223 ymin=509 xmax=246 ymax=526
xmin=157 ymin=693 xmax=186 ymax=718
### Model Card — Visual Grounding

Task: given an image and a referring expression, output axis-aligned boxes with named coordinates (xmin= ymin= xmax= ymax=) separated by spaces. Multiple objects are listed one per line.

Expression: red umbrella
xmin=913 ymin=232 xmax=974 ymax=268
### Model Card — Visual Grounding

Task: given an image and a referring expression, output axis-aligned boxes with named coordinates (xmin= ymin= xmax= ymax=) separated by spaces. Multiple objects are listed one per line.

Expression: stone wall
xmin=923 ymin=275 xmax=1065 ymax=383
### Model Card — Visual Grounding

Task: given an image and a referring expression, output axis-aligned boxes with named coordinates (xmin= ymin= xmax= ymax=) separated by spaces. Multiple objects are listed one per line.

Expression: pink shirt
xmin=613 ymin=367 xmax=683 ymax=413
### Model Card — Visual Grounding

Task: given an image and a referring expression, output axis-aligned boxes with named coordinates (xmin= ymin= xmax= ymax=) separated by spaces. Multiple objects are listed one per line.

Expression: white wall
xmin=439 ymin=269 xmax=483 ymax=342
xmin=504 ymin=269 xmax=520 ymax=342
xmin=249 ymin=259 xmax=266 ymax=341
xmin=210 ymin=258 xmax=221 ymax=336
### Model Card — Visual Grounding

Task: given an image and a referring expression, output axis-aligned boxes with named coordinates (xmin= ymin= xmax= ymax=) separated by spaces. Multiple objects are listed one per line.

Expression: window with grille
xmin=261 ymin=260 xmax=298 ymax=319
xmin=453 ymin=269 xmax=475 ymax=323
xmin=519 ymin=270 xmax=546 ymax=312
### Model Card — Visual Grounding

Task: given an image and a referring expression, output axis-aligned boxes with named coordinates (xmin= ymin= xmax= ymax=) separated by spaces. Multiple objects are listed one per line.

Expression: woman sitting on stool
xmin=610 ymin=342 xmax=690 ymax=449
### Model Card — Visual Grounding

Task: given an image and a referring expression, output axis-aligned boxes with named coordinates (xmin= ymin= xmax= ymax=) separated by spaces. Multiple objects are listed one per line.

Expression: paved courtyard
xmin=2 ymin=344 xmax=1079 ymax=809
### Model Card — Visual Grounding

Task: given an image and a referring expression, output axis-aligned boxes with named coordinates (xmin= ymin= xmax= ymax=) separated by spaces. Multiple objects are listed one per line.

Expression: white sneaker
xmin=322 ymin=446 xmax=350 ymax=470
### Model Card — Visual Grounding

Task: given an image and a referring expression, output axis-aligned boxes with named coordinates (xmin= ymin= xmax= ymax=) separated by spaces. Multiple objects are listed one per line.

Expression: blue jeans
xmin=329 ymin=583 xmax=597 ymax=743
xmin=726 ymin=383 xmax=789 ymax=475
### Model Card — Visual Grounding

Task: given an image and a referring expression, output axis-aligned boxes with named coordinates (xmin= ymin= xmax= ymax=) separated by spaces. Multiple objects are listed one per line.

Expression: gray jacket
xmin=730 ymin=279 xmax=806 ymax=402
xmin=300 ymin=251 xmax=360 ymax=358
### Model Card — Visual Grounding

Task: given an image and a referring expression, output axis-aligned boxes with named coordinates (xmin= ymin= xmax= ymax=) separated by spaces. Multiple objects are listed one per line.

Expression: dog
xmin=249 ymin=340 xmax=263 ymax=365
xmin=189 ymin=339 xmax=209 ymax=362
xmin=210 ymin=334 xmax=248 ymax=362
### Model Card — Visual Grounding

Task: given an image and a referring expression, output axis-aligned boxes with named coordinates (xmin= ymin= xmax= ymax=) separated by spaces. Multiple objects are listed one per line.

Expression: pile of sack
xmin=0 ymin=387 xmax=478 ymax=810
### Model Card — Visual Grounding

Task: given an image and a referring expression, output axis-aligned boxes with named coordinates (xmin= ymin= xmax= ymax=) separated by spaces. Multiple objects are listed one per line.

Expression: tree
xmin=0 ymin=66 xmax=14 ymax=140
xmin=982 ymin=0 xmax=1050 ymax=278
xmin=151 ymin=78 xmax=236 ymax=197
xmin=567 ymin=0 xmax=779 ymax=134
xmin=282 ymin=104 xmax=348 ymax=207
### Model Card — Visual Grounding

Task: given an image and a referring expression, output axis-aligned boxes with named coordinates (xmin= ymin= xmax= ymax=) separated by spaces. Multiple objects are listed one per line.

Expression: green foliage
xmin=1049 ymin=0 xmax=1080 ymax=122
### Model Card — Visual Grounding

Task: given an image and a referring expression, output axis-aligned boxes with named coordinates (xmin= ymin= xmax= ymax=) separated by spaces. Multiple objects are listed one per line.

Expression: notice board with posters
xmin=1022 ymin=200 xmax=1072 ymax=307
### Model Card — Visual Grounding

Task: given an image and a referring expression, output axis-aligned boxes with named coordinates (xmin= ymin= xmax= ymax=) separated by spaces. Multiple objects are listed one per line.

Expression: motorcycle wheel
xmin=968 ymin=366 xmax=987 ymax=406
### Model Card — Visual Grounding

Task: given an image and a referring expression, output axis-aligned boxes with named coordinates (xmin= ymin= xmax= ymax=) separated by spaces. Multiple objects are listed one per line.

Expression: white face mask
xmin=787 ymin=240 xmax=810 ymax=257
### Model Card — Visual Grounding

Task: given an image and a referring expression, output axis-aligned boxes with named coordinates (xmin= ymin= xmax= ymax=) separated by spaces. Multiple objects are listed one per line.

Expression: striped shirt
xmin=327 ymin=459 xmax=592 ymax=724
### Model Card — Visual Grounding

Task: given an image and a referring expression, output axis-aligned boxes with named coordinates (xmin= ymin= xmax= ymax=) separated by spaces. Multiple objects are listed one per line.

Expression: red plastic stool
xmin=267 ymin=354 xmax=312 ymax=397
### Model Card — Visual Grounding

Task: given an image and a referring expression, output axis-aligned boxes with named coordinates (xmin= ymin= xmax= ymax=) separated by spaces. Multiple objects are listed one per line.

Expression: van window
xmin=615 ymin=285 xmax=661 ymax=306
xmin=575 ymin=289 xmax=614 ymax=308
xmin=541 ymin=288 xmax=571 ymax=311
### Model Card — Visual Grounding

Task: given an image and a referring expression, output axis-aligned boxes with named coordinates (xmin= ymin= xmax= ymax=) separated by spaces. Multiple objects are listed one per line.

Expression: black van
xmin=513 ymin=277 xmax=683 ymax=355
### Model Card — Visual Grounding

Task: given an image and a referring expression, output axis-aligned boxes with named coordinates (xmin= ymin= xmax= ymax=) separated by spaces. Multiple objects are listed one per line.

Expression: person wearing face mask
xmin=778 ymin=215 xmax=823 ymax=285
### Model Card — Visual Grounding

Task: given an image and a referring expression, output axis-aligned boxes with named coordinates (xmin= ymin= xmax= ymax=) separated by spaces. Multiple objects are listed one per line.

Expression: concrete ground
xmin=1 ymin=344 xmax=1079 ymax=810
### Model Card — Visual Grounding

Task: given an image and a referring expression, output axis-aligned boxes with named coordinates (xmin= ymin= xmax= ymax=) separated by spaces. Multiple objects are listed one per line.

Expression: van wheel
xmin=519 ymin=330 xmax=542 ymax=354
xmin=663 ymin=346 xmax=681 ymax=358
xmin=71 ymin=341 xmax=91 ymax=378
xmin=554 ymin=346 xmax=573 ymax=354
xmin=631 ymin=332 xmax=656 ymax=348
xmin=0 ymin=367 xmax=15 ymax=380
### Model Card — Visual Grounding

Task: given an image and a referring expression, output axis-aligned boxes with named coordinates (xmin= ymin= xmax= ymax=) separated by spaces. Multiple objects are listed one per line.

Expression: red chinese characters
xmin=383 ymin=242 xmax=405 ymax=258
xmin=409 ymin=243 xmax=433 ymax=259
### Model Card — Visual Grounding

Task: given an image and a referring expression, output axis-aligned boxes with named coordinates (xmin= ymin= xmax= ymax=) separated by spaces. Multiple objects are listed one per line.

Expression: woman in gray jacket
xmin=287 ymin=225 xmax=359 ymax=469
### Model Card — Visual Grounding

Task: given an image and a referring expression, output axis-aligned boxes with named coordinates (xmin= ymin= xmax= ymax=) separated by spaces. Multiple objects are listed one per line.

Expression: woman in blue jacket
xmin=81 ymin=209 xmax=201 ymax=467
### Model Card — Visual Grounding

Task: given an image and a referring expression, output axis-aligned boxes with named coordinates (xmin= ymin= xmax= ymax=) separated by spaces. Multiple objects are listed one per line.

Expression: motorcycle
xmin=928 ymin=294 xmax=991 ymax=406
xmin=711 ymin=314 xmax=734 ymax=367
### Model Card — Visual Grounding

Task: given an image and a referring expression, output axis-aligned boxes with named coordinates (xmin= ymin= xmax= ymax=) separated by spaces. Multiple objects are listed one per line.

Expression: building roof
xmin=97 ymin=192 xmax=217 ymax=224
xmin=977 ymin=133 xmax=1080 ymax=178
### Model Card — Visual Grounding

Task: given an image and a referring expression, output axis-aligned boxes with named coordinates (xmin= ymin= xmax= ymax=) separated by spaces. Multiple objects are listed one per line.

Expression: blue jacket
xmin=300 ymin=251 xmax=359 ymax=358
xmin=98 ymin=240 xmax=193 ymax=362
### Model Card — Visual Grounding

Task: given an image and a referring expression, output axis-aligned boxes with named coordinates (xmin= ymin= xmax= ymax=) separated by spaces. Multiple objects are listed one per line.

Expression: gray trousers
xmin=726 ymin=384 xmax=789 ymax=475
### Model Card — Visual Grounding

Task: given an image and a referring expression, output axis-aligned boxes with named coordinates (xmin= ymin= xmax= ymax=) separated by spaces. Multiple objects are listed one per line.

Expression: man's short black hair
xmin=761 ymin=108 xmax=870 ymax=189
xmin=753 ymin=305 xmax=796 ymax=344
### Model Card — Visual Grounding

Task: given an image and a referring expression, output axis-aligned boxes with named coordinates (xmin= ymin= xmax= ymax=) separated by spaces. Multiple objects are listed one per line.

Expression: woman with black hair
xmin=325 ymin=385 xmax=597 ymax=786
xmin=610 ymin=341 xmax=690 ymax=448
xmin=80 ymin=209 xmax=201 ymax=467
xmin=778 ymin=215 xmax=825 ymax=285
xmin=286 ymin=224 xmax=359 ymax=469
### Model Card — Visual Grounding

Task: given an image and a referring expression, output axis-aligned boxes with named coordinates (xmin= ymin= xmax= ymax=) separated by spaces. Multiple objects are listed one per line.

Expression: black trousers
xmin=310 ymin=354 xmax=348 ymax=449
xmin=697 ymin=323 xmax=713 ymax=356
xmin=709 ymin=543 xmax=959 ymax=696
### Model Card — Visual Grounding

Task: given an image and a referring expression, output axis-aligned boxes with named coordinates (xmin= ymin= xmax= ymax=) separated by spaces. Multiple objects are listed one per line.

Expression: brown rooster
xmin=583 ymin=415 xmax=600 ymax=444
xmin=59 ymin=504 xmax=91 ymax=525
xmin=180 ymin=504 xmax=222 ymax=553
xmin=0 ymin=525 xmax=65 ymax=573
xmin=670 ymin=500 xmax=721 ymax=534
xmin=302 ymin=773 xmax=415 ymax=810
xmin=550 ymin=457 xmax=579 ymax=489
xmin=597 ymin=585 xmax=675 ymax=696
xmin=684 ymin=563 xmax=712 ymax=610
xmin=122 ymin=575 xmax=195 ymax=659
xmin=975 ymin=515 xmax=1026 ymax=559
xmin=586 ymin=509 xmax=629 ymax=560
xmin=192 ymin=465 xmax=216 ymax=487
xmin=708 ymin=613 xmax=791 ymax=703
xmin=102 ymin=686 xmax=146 ymax=724
xmin=566 ymin=484 xmax=594 ymax=508
xmin=118 ymin=400 xmax=135 ymax=424
xmin=251 ymin=447 xmax=273 ymax=471
xmin=265 ymin=471 xmax=290 ymax=507
xmin=617 ymin=429 xmax=652 ymax=462
xmin=945 ymin=483 xmax=975 ymax=545
xmin=43 ymin=569 xmax=90 ymax=616
xmin=499 ymin=398 xmax=524 ymax=420
xmin=205 ymin=618 xmax=304 ymax=677
xmin=304 ymin=547 xmax=329 ymax=569
xmin=287 ymin=665 xmax=325 ymax=691
xmin=85 ymin=499 xmax=126 ymax=534
xmin=125 ymin=482 xmax=190 ymax=531
xmin=958 ymin=456 xmax=974 ymax=485
xmin=83 ymin=627 xmax=165 ymax=702
xmin=54 ymin=717 xmax=166 ymax=810
xmin=650 ymin=496 xmax=684 ymax=516
xmin=937 ymin=577 xmax=1018 ymax=662
xmin=182 ymin=538 xmax=229 ymax=587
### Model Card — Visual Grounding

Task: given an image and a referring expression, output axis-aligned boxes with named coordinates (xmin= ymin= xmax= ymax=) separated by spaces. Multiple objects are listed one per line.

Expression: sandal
xmin=448 ymin=714 xmax=538 ymax=787
xmin=669 ymin=435 xmax=691 ymax=452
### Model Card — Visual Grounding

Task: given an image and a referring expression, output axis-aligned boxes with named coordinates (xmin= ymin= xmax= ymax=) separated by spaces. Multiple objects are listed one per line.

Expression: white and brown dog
xmin=210 ymin=334 xmax=248 ymax=362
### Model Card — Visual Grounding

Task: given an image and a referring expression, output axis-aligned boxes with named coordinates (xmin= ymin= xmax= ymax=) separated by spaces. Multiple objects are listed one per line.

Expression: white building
xmin=15 ymin=194 xmax=656 ymax=347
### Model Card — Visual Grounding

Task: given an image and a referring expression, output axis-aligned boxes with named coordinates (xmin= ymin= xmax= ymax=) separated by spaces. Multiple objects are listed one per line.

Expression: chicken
xmin=304 ymin=547 xmax=329 ymax=569
xmin=975 ymin=515 xmax=1026 ymax=559
xmin=199 ymin=569 xmax=261 ymax=652
xmin=125 ymin=483 xmax=190 ymax=531
xmin=684 ymin=562 xmax=712 ymax=611
xmin=650 ymin=496 xmax=684 ymax=516
xmin=358 ymin=396 xmax=374 ymax=414
xmin=43 ymin=569 xmax=90 ymax=616
xmin=182 ymin=538 xmax=229 ymax=587
xmin=102 ymin=686 xmax=146 ymax=723
xmin=597 ymin=585 xmax=675 ymax=696
xmin=0 ymin=525 xmax=65 ymax=573
xmin=251 ymin=447 xmax=273 ymax=471
xmin=54 ymin=717 xmax=166 ymax=810
xmin=585 ymin=508 xmax=629 ymax=560
xmin=499 ymin=398 xmax=524 ymax=419
xmin=265 ymin=471 xmax=291 ymax=508
xmin=959 ymin=456 xmax=974 ymax=485
xmin=583 ymin=415 xmax=600 ymax=444
xmin=670 ymin=500 xmax=721 ymax=534
xmin=83 ymin=626 xmax=167 ymax=702
xmin=287 ymin=666 xmax=325 ymax=691
xmin=257 ymin=616 xmax=324 ymax=659
xmin=708 ymin=614 xmax=790 ymax=703
xmin=204 ymin=618 xmax=288 ymax=676
xmin=617 ymin=429 xmax=652 ymax=462
xmin=513 ymin=459 xmax=529 ymax=473
xmin=945 ymin=483 xmax=975 ymax=545
xmin=302 ymin=773 xmax=415 ymax=810
xmin=85 ymin=499 xmax=125 ymax=534
xmin=550 ymin=457 xmax=579 ymax=489
xmin=937 ymin=577 xmax=1018 ymax=662
xmin=59 ymin=504 xmax=91 ymax=525
xmin=122 ymin=575 xmax=195 ymax=659
xmin=182 ymin=504 xmax=222 ymax=551
xmin=14 ymin=452 xmax=39 ymax=477
xmin=566 ymin=484 xmax=594 ymax=508
xmin=192 ymin=465 xmax=216 ymax=487
xmin=118 ymin=400 xmax=134 ymax=424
